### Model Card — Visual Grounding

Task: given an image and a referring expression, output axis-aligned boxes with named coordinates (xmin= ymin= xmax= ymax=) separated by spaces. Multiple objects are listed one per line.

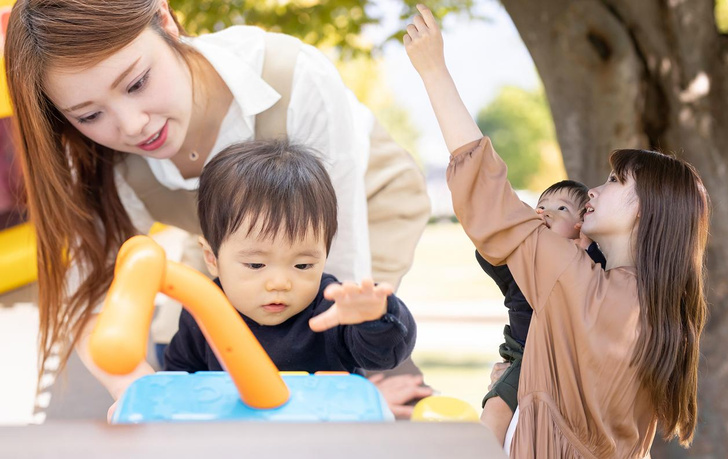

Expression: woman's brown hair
xmin=4 ymin=0 xmax=196 ymax=384
xmin=611 ymin=149 xmax=709 ymax=446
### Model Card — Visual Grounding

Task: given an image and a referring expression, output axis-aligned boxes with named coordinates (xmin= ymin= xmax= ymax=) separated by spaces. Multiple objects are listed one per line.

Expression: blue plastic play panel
xmin=113 ymin=372 xmax=393 ymax=424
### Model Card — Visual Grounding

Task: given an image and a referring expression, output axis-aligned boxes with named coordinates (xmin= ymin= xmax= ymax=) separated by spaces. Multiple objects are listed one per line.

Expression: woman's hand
xmin=488 ymin=361 xmax=511 ymax=391
xmin=402 ymin=4 xmax=482 ymax=153
xmin=404 ymin=4 xmax=446 ymax=79
xmin=368 ymin=373 xmax=434 ymax=419
xmin=309 ymin=279 xmax=393 ymax=332
xmin=107 ymin=401 xmax=118 ymax=424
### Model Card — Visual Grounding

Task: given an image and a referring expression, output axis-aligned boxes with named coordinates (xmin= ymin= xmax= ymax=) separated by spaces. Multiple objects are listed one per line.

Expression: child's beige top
xmin=447 ymin=137 xmax=657 ymax=458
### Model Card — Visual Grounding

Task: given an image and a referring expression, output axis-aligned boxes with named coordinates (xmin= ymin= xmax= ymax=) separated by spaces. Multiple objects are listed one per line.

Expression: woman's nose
xmin=117 ymin=106 xmax=150 ymax=138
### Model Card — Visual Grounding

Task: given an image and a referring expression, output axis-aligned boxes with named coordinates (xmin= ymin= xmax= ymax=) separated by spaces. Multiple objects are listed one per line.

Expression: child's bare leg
xmin=481 ymin=395 xmax=514 ymax=447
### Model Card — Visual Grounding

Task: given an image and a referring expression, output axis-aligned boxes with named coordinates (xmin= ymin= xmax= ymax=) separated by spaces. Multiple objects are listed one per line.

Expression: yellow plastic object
xmin=411 ymin=396 xmax=480 ymax=422
xmin=1 ymin=0 xmax=17 ymax=118
xmin=148 ymin=222 xmax=168 ymax=235
xmin=89 ymin=235 xmax=290 ymax=409
xmin=0 ymin=222 xmax=37 ymax=294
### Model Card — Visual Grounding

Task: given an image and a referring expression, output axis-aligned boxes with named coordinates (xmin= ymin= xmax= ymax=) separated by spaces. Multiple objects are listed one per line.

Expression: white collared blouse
xmin=117 ymin=26 xmax=374 ymax=282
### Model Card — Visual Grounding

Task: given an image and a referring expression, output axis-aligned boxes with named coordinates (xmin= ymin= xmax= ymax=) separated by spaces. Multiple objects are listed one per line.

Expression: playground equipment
xmin=93 ymin=235 xmax=478 ymax=424
xmin=0 ymin=222 xmax=36 ymax=294
xmin=91 ymin=235 xmax=394 ymax=423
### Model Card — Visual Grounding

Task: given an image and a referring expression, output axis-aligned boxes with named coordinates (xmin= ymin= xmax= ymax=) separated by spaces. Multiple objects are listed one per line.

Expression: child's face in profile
xmin=535 ymin=189 xmax=584 ymax=239
xmin=201 ymin=221 xmax=327 ymax=326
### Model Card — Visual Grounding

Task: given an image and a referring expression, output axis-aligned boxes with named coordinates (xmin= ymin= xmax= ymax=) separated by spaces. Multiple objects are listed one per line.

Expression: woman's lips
xmin=137 ymin=121 xmax=168 ymax=151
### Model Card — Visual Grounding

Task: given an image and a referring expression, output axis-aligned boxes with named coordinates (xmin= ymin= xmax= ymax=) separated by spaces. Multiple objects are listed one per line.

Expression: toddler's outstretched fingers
xmin=375 ymin=281 xmax=394 ymax=296
xmin=309 ymin=306 xmax=341 ymax=332
xmin=323 ymin=282 xmax=343 ymax=301
xmin=341 ymin=281 xmax=360 ymax=296
xmin=360 ymin=278 xmax=375 ymax=295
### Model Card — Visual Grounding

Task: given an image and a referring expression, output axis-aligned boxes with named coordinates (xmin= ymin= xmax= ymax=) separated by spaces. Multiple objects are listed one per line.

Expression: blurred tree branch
xmin=169 ymin=0 xmax=479 ymax=58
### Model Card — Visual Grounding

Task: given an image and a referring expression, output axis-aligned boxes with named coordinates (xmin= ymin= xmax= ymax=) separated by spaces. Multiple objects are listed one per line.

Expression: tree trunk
xmin=503 ymin=0 xmax=728 ymax=456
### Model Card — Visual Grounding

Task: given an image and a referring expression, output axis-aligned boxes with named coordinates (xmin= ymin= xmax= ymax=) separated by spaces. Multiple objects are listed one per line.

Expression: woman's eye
xmin=295 ymin=263 xmax=314 ymax=270
xmin=78 ymin=112 xmax=101 ymax=124
xmin=245 ymin=263 xmax=265 ymax=270
xmin=128 ymin=70 xmax=150 ymax=93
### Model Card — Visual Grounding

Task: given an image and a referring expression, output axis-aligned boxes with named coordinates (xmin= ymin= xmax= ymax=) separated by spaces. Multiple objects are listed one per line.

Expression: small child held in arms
xmin=478 ymin=180 xmax=605 ymax=444
xmin=164 ymin=139 xmax=417 ymax=375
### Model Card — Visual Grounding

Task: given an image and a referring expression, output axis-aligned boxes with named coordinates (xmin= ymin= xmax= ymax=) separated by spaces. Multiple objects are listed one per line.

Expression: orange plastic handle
xmin=89 ymin=235 xmax=289 ymax=409
xmin=88 ymin=236 xmax=165 ymax=375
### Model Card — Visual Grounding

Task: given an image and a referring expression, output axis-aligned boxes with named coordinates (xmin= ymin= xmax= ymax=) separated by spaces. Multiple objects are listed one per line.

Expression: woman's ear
xmin=199 ymin=236 xmax=219 ymax=277
xmin=157 ymin=0 xmax=180 ymax=39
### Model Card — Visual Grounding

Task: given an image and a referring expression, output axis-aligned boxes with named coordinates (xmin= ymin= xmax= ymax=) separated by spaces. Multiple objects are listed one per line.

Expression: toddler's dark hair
xmin=539 ymin=180 xmax=590 ymax=216
xmin=198 ymin=139 xmax=338 ymax=255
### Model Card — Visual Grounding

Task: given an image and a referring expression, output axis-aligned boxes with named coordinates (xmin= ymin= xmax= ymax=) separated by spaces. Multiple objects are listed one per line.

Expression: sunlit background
xmin=11 ymin=0 xmax=727 ymax=424
xmin=0 ymin=0 xmax=548 ymax=425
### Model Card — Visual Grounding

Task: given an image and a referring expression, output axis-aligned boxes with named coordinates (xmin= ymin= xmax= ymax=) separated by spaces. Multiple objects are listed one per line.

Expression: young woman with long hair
xmin=4 ymin=0 xmax=431 ymax=411
xmin=405 ymin=5 xmax=708 ymax=457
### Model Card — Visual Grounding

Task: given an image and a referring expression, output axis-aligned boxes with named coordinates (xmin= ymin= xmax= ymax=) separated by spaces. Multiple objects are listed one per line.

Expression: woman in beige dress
xmin=405 ymin=5 xmax=709 ymax=458
xmin=4 ymin=0 xmax=431 ymax=418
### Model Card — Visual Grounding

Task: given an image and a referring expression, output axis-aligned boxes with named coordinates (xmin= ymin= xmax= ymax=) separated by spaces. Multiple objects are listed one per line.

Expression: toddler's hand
xmin=309 ymin=278 xmax=393 ymax=332
xmin=573 ymin=222 xmax=593 ymax=250
xmin=404 ymin=4 xmax=446 ymax=78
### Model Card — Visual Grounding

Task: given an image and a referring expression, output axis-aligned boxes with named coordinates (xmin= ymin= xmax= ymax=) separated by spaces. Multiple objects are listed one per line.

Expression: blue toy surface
xmin=113 ymin=372 xmax=393 ymax=424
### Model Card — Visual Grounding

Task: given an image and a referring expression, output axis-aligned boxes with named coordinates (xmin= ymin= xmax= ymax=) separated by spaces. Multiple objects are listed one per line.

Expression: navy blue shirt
xmin=164 ymin=274 xmax=416 ymax=374
xmin=476 ymin=242 xmax=606 ymax=345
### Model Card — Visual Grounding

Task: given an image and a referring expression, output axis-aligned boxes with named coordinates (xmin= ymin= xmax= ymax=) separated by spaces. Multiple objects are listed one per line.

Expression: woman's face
xmin=582 ymin=171 xmax=640 ymax=242
xmin=43 ymin=26 xmax=193 ymax=160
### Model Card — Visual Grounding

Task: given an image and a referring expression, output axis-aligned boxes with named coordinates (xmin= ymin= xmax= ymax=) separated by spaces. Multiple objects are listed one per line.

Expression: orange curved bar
xmin=89 ymin=235 xmax=289 ymax=409
xmin=162 ymin=260 xmax=289 ymax=409
xmin=88 ymin=235 xmax=165 ymax=375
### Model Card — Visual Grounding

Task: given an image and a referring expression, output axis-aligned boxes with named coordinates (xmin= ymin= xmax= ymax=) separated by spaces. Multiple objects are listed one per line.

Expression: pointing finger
xmin=417 ymin=4 xmax=438 ymax=30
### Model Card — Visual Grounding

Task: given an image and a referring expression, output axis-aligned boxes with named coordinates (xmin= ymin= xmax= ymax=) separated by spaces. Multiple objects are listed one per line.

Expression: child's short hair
xmin=198 ymin=139 xmax=338 ymax=256
xmin=539 ymin=180 xmax=590 ymax=216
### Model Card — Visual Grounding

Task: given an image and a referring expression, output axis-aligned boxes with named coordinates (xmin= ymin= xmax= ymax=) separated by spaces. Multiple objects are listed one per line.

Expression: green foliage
xmin=476 ymin=86 xmax=557 ymax=190
xmin=169 ymin=0 xmax=477 ymax=58
xmin=717 ymin=0 xmax=728 ymax=33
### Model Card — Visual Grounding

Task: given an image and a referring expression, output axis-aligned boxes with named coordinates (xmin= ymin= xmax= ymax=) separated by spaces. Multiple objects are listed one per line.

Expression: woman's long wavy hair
xmin=611 ymin=149 xmax=709 ymax=447
xmin=4 ymin=0 xmax=197 ymax=384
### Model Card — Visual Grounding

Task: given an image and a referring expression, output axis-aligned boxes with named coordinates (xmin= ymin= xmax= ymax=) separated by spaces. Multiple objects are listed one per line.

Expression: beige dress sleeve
xmin=447 ymin=138 xmax=657 ymax=458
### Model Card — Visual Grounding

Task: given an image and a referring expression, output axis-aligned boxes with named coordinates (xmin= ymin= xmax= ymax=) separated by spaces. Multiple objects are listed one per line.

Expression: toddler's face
xmin=201 ymin=221 xmax=327 ymax=326
xmin=535 ymin=190 xmax=584 ymax=239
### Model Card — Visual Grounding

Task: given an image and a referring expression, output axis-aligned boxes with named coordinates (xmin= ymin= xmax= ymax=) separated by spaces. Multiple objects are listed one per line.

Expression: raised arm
xmin=404 ymin=4 xmax=482 ymax=153
xmin=404 ymin=5 xmax=578 ymax=314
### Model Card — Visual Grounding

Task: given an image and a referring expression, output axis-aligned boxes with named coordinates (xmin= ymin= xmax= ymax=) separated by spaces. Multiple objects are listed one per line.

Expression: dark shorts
xmin=482 ymin=325 xmax=524 ymax=413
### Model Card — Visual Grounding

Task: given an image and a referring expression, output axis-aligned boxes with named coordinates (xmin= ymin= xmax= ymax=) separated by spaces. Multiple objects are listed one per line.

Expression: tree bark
xmin=503 ymin=0 xmax=728 ymax=456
